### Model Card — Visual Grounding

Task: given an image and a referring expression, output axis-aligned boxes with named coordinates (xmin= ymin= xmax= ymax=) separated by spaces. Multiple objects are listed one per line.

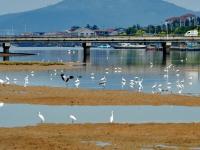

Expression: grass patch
xmin=0 ymin=61 xmax=65 ymax=66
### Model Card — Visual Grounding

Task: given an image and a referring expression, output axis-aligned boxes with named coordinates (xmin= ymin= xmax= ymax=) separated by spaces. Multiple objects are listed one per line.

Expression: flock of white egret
xmin=58 ymin=63 xmax=194 ymax=94
xmin=0 ymin=102 xmax=114 ymax=124
xmin=0 ymin=61 xmax=195 ymax=95
xmin=37 ymin=110 xmax=114 ymax=124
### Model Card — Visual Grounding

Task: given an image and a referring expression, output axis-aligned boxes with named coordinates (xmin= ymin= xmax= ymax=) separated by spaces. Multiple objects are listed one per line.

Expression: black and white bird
xmin=61 ymin=74 xmax=74 ymax=83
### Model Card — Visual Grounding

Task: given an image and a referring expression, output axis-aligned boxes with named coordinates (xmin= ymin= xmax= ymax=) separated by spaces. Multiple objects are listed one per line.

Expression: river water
xmin=0 ymin=47 xmax=200 ymax=95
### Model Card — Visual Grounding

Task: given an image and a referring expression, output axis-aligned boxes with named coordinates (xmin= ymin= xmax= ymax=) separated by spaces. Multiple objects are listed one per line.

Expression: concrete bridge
xmin=1 ymin=36 xmax=200 ymax=57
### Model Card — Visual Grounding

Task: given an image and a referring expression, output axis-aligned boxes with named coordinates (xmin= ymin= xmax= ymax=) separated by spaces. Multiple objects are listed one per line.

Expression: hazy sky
xmin=0 ymin=0 xmax=62 ymax=15
xmin=164 ymin=0 xmax=200 ymax=11
xmin=0 ymin=0 xmax=199 ymax=15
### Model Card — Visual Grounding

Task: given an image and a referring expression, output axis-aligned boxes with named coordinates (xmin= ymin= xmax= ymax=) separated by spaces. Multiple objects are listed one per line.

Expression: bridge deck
xmin=0 ymin=36 xmax=200 ymax=43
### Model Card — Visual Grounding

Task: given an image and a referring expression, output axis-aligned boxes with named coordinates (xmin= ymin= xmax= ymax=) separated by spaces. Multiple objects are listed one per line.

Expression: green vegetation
xmin=125 ymin=25 xmax=200 ymax=36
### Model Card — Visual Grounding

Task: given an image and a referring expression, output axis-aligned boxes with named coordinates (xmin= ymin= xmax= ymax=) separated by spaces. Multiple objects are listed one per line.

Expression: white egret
xmin=74 ymin=78 xmax=80 ymax=88
xmin=5 ymin=76 xmax=9 ymax=81
xmin=188 ymin=76 xmax=193 ymax=80
xmin=69 ymin=115 xmax=77 ymax=123
xmin=164 ymin=74 xmax=168 ymax=78
xmin=100 ymin=76 xmax=106 ymax=82
xmin=167 ymin=86 xmax=171 ymax=90
xmin=110 ymin=111 xmax=114 ymax=123
xmin=90 ymin=73 xmax=95 ymax=80
xmin=138 ymin=78 xmax=143 ymax=87
xmin=0 ymin=102 xmax=4 ymax=107
xmin=75 ymin=78 xmax=80 ymax=83
xmin=38 ymin=112 xmax=45 ymax=123
xmin=13 ymin=78 xmax=17 ymax=84
xmin=176 ymin=73 xmax=180 ymax=77
xmin=150 ymin=62 xmax=153 ymax=68
xmin=152 ymin=83 xmax=157 ymax=93
xmin=121 ymin=77 xmax=126 ymax=87
xmin=122 ymin=77 xmax=126 ymax=83
xmin=75 ymin=82 xmax=80 ymax=88
xmin=152 ymin=83 xmax=157 ymax=89
xmin=189 ymin=82 xmax=193 ymax=85
xmin=31 ymin=71 xmax=34 ymax=77
xmin=0 ymin=79 xmax=5 ymax=84
xmin=99 ymin=80 xmax=107 ymax=88
xmin=130 ymin=80 xmax=135 ymax=87
xmin=105 ymin=68 xmax=109 ymax=71
xmin=167 ymin=82 xmax=172 ymax=85
xmin=67 ymin=50 xmax=71 ymax=54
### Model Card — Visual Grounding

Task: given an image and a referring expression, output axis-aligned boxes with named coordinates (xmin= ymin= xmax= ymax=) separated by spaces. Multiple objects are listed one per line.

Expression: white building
xmin=71 ymin=28 xmax=96 ymax=37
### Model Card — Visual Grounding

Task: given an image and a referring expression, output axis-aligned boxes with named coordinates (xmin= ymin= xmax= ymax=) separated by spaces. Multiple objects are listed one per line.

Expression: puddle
xmin=81 ymin=141 xmax=111 ymax=147
xmin=155 ymin=144 xmax=178 ymax=149
xmin=1 ymin=104 xmax=200 ymax=127
xmin=190 ymin=148 xmax=200 ymax=150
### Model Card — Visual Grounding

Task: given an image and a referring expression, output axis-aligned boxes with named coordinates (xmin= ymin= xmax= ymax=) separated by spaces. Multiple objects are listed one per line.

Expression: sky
xmin=0 ymin=0 xmax=199 ymax=15
xmin=164 ymin=0 xmax=200 ymax=11
xmin=0 ymin=0 xmax=62 ymax=15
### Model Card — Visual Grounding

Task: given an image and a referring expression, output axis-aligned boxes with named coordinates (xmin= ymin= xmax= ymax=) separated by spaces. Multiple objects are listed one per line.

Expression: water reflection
xmin=0 ymin=47 xmax=200 ymax=67
xmin=3 ymin=56 xmax=9 ymax=61
xmin=1 ymin=104 xmax=200 ymax=127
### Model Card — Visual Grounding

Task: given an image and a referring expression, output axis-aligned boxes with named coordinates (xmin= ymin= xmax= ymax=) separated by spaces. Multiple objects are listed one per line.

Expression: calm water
xmin=0 ymin=47 xmax=200 ymax=95
xmin=0 ymin=104 xmax=200 ymax=127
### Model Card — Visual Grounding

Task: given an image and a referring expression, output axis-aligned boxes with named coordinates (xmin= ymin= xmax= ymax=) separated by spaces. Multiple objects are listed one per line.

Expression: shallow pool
xmin=0 ymin=104 xmax=200 ymax=127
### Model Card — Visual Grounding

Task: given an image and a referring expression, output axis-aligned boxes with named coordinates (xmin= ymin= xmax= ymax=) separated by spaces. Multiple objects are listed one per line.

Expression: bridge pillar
xmin=2 ymin=42 xmax=11 ymax=54
xmin=162 ymin=42 xmax=170 ymax=55
xmin=82 ymin=42 xmax=91 ymax=63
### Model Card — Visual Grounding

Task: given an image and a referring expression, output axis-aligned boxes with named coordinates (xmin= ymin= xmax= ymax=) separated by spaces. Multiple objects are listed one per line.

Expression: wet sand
xmin=0 ymin=84 xmax=200 ymax=106
xmin=0 ymin=62 xmax=80 ymax=71
xmin=0 ymin=123 xmax=200 ymax=149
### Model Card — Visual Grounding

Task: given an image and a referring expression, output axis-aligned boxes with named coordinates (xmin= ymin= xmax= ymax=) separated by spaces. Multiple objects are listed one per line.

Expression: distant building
xmin=165 ymin=13 xmax=199 ymax=27
xmin=95 ymin=28 xmax=121 ymax=36
xmin=71 ymin=28 xmax=96 ymax=37
xmin=44 ymin=32 xmax=69 ymax=36
xmin=95 ymin=29 xmax=110 ymax=36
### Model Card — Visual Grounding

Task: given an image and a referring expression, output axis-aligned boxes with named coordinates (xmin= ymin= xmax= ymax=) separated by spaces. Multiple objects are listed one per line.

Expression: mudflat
xmin=0 ymin=84 xmax=200 ymax=106
xmin=0 ymin=62 xmax=80 ymax=71
xmin=0 ymin=123 xmax=200 ymax=149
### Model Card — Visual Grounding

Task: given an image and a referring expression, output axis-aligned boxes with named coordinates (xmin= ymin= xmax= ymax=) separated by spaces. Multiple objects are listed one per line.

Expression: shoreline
xmin=0 ymin=84 xmax=200 ymax=106
xmin=0 ymin=123 xmax=200 ymax=149
xmin=0 ymin=62 xmax=81 ymax=71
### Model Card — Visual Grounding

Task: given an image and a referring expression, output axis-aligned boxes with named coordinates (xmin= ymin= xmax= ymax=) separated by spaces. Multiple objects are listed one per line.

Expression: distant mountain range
xmin=0 ymin=0 xmax=198 ymax=32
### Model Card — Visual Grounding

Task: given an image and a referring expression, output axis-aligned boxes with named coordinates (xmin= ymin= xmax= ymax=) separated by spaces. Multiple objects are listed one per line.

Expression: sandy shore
xmin=0 ymin=84 xmax=199 ymax=106
xmin=0 ymin=62 xmax=81 ymax=71
xmin=0 ymin=123 xmax=200 ymax=149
